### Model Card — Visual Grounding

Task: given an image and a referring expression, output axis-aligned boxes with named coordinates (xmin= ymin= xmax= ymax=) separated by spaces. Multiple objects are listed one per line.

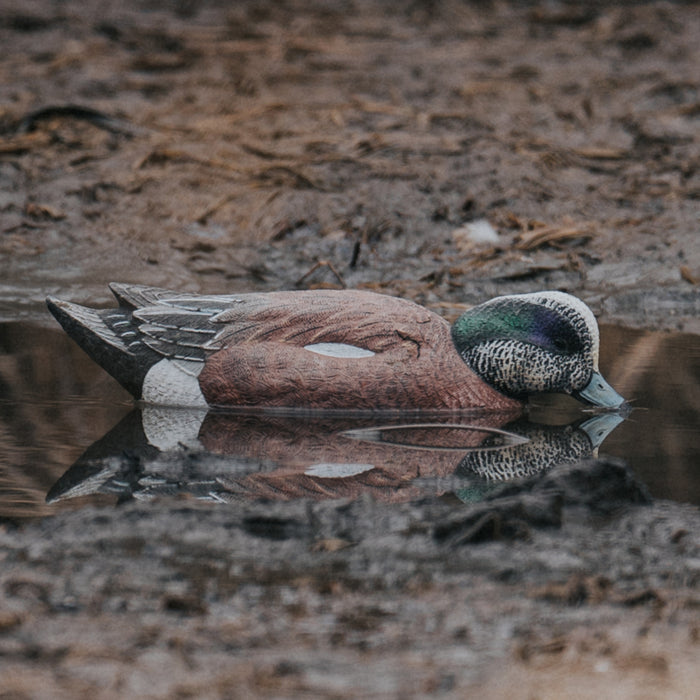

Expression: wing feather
xmin=105 ymin=286 xmax=442 ymax=362
xmin=208 ymin=290 xmax=439 ymax=352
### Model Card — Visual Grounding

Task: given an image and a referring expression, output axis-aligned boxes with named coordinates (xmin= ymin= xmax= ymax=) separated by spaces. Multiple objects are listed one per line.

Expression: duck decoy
xmin=46 ymin=284 xmax=624 ymax=411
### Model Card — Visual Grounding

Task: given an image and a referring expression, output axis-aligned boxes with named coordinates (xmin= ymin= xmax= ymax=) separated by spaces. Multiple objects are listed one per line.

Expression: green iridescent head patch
xmin=452 ymin=298 xmax=584 ymax=356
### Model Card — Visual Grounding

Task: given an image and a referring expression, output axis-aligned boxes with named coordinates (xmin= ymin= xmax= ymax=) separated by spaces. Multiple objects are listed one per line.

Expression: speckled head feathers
xmin=451 ymin=291 xmax=619 ymax=406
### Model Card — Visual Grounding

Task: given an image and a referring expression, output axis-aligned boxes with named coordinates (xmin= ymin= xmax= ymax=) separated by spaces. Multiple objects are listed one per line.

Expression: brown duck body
xmin=195 ymin=290 xmax=521 ymax=411
xmin=47 ymin=284 xmax=625 ymax=412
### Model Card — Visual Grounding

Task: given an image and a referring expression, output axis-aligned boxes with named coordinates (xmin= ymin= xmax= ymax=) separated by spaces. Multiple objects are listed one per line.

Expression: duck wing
xmin=207 ymin=289 xmax=439 ymax=353
xmin=106 ymin=285 xmax=441 ymax=357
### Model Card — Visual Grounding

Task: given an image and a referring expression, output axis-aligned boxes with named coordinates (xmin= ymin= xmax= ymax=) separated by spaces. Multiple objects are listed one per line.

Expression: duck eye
xmin=552 ymin=337 xmax=569 ymax=352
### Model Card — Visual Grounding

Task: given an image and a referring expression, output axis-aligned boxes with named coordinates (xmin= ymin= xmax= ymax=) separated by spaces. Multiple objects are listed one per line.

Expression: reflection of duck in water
xmin=46 ymin=409 xmax=623 ymax=505
xmin=456 ymin=413 xmax=624 ymax=481
xmin=47 ymin=284 xmax=624 ymax=411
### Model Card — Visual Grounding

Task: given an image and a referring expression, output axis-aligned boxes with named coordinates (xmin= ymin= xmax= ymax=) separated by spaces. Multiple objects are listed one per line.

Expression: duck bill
xmin=579 ymin=412 xmax=625 ymax=451
xmin=574 ymin=371 xmax=625 ymax=409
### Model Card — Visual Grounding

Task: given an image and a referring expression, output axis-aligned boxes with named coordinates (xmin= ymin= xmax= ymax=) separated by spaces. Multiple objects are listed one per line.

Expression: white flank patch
xmin=304 ymin=462 xmax=375 ymax=479
xmin=303 ymin=342 xmax=375 ymax=358
xmin=142 ymin=358 xmax=208 ymax=407
xmin=141 ymin=406 xmax=207 ymax=451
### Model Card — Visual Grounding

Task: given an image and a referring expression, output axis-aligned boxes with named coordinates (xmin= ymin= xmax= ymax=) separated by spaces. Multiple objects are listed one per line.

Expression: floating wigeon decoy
xmin=46 ymin=284 xmax=625 ymax=411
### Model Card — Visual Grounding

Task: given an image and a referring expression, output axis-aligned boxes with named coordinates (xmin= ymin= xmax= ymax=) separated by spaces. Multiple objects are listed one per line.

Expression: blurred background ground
xmin=1 ymin=0 xmax=698 ymax=327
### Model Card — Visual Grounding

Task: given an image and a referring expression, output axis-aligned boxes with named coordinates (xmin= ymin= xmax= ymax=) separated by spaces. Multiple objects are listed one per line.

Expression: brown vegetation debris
xmin=516 ymin=636 xmax=568 ymax=662
xmin=252 ymin=165 xmax=320 ymax=190
xmin=0 ymin=131 xmax=52 ymax=154
xmin=680 ymin=265 xmax=698 ymax=285
xmin=134 ymin=147 xmax=242 ymax=174
xmin=571 ymin=146 xmax=628 ymax=160
xmin=295 ymin=260 xmax=346 ymax=289
xmin=515 ymin=222 xmax=596 ymax=251
xmin=530 ymin=574 xmax=613 ymax=606
xmin=24 ymin=202 xmax=66 ymax=220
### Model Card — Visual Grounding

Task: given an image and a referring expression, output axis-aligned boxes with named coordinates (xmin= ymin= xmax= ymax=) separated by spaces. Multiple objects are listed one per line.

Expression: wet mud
xmin=1 ymin=461 xmax=699 ymax=698
xmin=1 ymin=1 xmax=699 ymax=697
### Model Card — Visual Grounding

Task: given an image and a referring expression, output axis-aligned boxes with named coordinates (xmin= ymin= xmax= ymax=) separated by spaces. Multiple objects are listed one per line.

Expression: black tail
xmin=46 ymin=296 xmax=160 ymax=398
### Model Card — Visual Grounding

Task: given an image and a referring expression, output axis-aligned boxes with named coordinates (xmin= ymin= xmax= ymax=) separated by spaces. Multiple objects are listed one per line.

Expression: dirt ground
xmin=1 ymin=0 xmax=699 ymax=697
xmin=1 ymin=458 xmax=699 ymax=698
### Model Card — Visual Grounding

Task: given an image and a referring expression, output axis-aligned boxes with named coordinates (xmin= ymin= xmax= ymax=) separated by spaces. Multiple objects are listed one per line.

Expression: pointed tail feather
xmin=46 ymin=296 xmax=158 ymax=398
xmin=108 ymin=282 xmax=182 ymax=309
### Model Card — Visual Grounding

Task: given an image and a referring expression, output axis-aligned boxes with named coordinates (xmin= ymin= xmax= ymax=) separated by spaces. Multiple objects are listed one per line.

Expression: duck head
xmin=451 ymin=291 xmax=625 ymax=409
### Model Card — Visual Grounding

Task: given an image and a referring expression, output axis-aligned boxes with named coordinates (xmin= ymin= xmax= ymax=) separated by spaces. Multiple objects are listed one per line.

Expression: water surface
xmin=1 ymin=322 xmax=698 ymax=520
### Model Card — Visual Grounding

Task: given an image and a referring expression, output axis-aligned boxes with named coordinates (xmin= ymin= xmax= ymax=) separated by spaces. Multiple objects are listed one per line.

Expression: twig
xmin=15 ymin=104 xmax=146 ymax=137
xmin=296 ymin=260 xmax=346 ymax=288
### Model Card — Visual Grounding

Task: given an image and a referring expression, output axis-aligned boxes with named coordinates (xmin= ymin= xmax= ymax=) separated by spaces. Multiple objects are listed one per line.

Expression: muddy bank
xmin=1 ymin=458 xmax=699 ymax=698
xmin=0 ymin=0 xmax=698 ymax=329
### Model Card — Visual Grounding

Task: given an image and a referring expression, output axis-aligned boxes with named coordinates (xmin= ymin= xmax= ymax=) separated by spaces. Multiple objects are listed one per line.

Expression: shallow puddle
xmin=0 ymin=321 xmax=698 ymax=520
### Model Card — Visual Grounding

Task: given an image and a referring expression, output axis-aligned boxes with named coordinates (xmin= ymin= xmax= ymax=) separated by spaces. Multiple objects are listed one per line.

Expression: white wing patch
xmin=142 ymin=358 xmax=207 ymax=407
xmin=304 ymin=462 xmax=375 ymax=478
xmin=303 ymin=343 xmax=375 ymax=358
